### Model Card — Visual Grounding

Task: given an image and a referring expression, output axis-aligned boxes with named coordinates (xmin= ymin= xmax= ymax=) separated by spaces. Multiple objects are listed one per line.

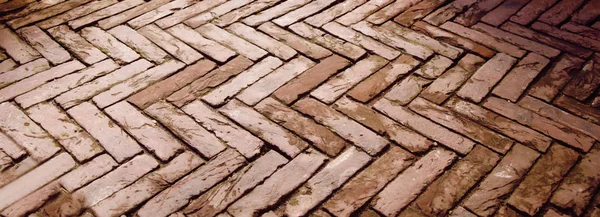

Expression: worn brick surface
xmin=1 ymin=1 xmax=600 ymax=216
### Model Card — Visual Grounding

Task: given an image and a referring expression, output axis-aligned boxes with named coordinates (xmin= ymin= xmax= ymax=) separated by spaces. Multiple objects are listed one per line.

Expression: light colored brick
xmin=457 ymin=53 xmax=517 ymax=103
xmin=242 ymin=0 xmax=310 ymax=26
xmin=0 ymin=58 xmax=50 ymax=89
xmin=59 ymin=154 xmax=118 ymax=192
xmin=324 ymin=22 xmax=401 ymax=60
xmin=98 ymin=0 xmax=170 ymax=29
xmin=167 ymin=24 xmax=235 ymax=63
xmin=36 ymin=0 xmax=117 ymax=29
xmin=16 ymin=26 xmax=70 ymax=64
xmin=108 ymin=25 xmax=170 ymax=64
xmin=154 ymin=0 xmax=226 ymax=28
xmin=227 ymin=23 xmax=297 ymax=60
xmin=68 ymin=0 xmax=143 ymax=29
xmin=127 ymin=0 xmax=195 ymax=28
xmin=138 ymin=24 xmax=202 ymax=65
xmin=81 ymin=27 xmax=140 ymax=63
xmin=257 ymin=22 xmax=332 ymax=59
xmin=196 ymin=23 xmax=267 ymax=61
xmin=0 ymin=28 xmax=40 ymax=64
xmin=48 ymin=25 xmax=107 ymax=64
xmin=289 ymin=22 xmax=366 ymax=60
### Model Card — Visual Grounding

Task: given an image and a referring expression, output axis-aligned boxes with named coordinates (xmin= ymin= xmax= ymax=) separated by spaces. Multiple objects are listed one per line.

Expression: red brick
xmin=462 ymin=144 xmax=539 ymax=216
xmin=484 ymin=97 xmax=595 ymax=152
xmin=372 ymin=148 xmax=457 ymax=216
xmin=480 ymin=0 xmax=529 ymax=26
xmin=446 ymin=97 xmax=552 ymax=152
xmin=472 ymin=23 xmax=560 ymax=58
xmin=453 ymin=0 xmax=503 ymax=26
xmin=538 ymin=0 xmax=585 ymax=25
xmin=563 ymin=56 xmax=600 ymax=101
xmin=384 ymin=75 xmax=431 ymax=105
xmin=571 ymin=0 xmax=600 ymax=24
xmin=510 ymin=0 xmax=558 ymax=25
xmin=382 ymin=21 xmax=463 ymax=59
xmin=441 ymin=22 xmax=526 ymax=57
xmin=493 ymin=53 xmax=550 ymax=102
xmin=348 ymin=55 xmax=421 ymax=103
xmin=508 ymin=144 xmax=579 ymax=215
xmin=532 ymin=22 xmax=600 ymax=51
xmin=220 ymin=99 xmax=308 ymax=157
xmin=212 ymin=0 xmax=280 ymax=27
xmin=184 ymin=151 xmax=287 ymax=217
xmin=324 ymin=146 xmax=415 ymax=217
xmin=413 ymin=55 xmax=453 ymax=79
xmin=422 ymin=0 xmax=477 ymax=25
xmin=273 ymin=55 xmax=349 ymax=104
xmin=9 ymin=0 xmax=90 ymax=29
xmin=554 ymin=94 xmax=600 ymax=125
xmin=127 ymin=60 xmax=216 ymax=109
xmin=256 ymin=97 xmax=346 ymax=157
xmin=294 ymin=98 xmax=388 ymax=155
xmin=304 ymin=0 xmax=366 ymax=27
xmin=227 ymin=150 xmax=327 ymax=217
xmin=366 ymin=0 xmax=422 ymax=24
xmin=182 ymin=100 xmax=263 ymax=158
xmin=336 ymin=0 xmax=393 ymax=25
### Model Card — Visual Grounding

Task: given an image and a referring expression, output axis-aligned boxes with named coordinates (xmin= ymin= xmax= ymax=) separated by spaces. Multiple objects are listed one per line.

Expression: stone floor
xmin=0 ymin=0 xmax=599 ymax=216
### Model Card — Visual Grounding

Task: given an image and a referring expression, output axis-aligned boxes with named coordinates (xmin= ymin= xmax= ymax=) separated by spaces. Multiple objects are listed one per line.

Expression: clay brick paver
xmin=2 ymin=1 xmax=600 ymax=216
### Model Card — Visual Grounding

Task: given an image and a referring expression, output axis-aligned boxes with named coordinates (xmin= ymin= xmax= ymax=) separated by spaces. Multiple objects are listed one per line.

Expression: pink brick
xmin=394 ymin=0 xmax=445 ymax=26
xmin=137 ymin=149 xmax=246 ymax=217
xmin=538 ymin=0 xmax=585 ymax=26
xmin=145 ymin=101 xmax=226 ymax=158
xmin=480 ymin=0 xmax=529 ymax=26
xmin=167 ymin=24 xmax=235 ymax=63
xmin=73 ymin=154 xmax=158 ymax=207
xmin=0 ymin=157 xmax=37 ymax=188
xmin=138 ymin=24 xmax=202 ymax=65
xmin=0 ymin=58 xmax=50 ymax=89
xmin=27 ymin=102 xmax=103 ymax=162
xmin=153 ymin=0 xmax=226 ymax=28
xmin=219 ymin=99 xmax=308 ymax=157
xmin=59 ymin=154 xmax=117 ymax=192
xmin=55 ymin=59 xmax=153 ymax=108
xmin=324 ymin=22 xmax=401 ymax=60
xmin=453 ymin=0 xmax=503 ymax=26
xmin=184 ymin=151 xmax=287 ymax=217
xmin=127 ymin=0 xmax=195 ymax=28
xmin=372 ymin=148 xmax=457 ymax=216
xmin=242 ymin=0 xmax=310 ymax=26
xmin=8 ymin=0 xmax=90 ymax=29
xmin=382 ymin=21 xmax=463 ymax=59
xmin=257 ymin=22 xmax=332 ymax=59
xmin=0 ymin=181 xmax=61 ymax=217
xmin=227 ymin=23 xmax=297 ymax=60
xmin=441 ymin=22 xmax=526 ymax=57
xmin=0 ymin=25 xmax=40 ymax=64
xmin=80 ymin=27 xmax=140 ymax=63
xmin=153 ymin=151 xmax=205 ymax=183
xmin=294 ymin=98 xmax=388 ymax=155
xmin=183 ymin=0 xmax=255 ymax=28
xmin=212 ymin=0 xmax=280 ymax=27
xmin=366 ymin=0 xmax=421 ymax=24
xmin=0 ymin=102 xmax=60 ymax=162
xmin=422 ymin=0 xmax=477 ymax=25
xmin=413 ymin=55 xmax=453 ymax=79
xmin=336 ymin=0 xmax=393 ymax=25
xmin=0 ymin=153 xmax=75 ymax=210
xmin=304 ymin=0 xmax=366 ymax=27
xmin=0 ymin=59 xmax=16 ymax=74
xmin=227 ymin=150 xmax=327 ymax=217
xmin=182 ymin=100 xmax=263 ymax=158
xmin=106 ymin=102 xmax=184 ymax=161
xmin=196 ymin=23 xmax=267 ymax=61
xmin=108 ymin=25 xmax=170 ymax=64
xmin=0 ymin=132 xmax=25 ymax=160
xmin=93 ymin=60 xmax=185 ymax=108
xmin=273 ymin=0 xmax=336 ymax=26
xmin=68 ymin=0 xmax=143 ymax=29
xmin=289 ymin=22 xmax=366 ymax=61
xmin=68 ymin=102 xmax=142 ymax=162
xmin=384 ymin=75 xmax=431 ymax=105
xmin=98 ymin=0 xmax=169 ymax=29
xmin=37 ymin=0 xmax=118 ymax=29
xmin=16 ymin=26 xmax=70 ymax=64
xmin=412 ymin=21 xmax=495 ymax=58
xmin=16 ymin=59 xmax=119 ymax=109
xmin=510 ymin=0 xmax=558 ymax=25
xmin=472 ymin=23 xmax=560 ymax=58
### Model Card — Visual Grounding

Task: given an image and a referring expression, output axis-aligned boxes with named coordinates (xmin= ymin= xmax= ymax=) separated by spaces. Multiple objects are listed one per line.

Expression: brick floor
xmin=0 ymin=0 xmax=599 ymax=216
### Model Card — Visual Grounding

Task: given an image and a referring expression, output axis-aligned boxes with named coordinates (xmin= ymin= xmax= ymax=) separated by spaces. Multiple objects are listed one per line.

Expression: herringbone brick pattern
xmin=0 ymin=0 xmax=599 ymax=216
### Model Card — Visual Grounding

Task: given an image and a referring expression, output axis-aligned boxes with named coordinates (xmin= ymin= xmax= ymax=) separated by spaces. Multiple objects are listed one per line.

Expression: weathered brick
xmin=36 ymin=0 xmax=117 ymax=29
xmin=213 ymin=0 xmax=280 ymax=27
xmin=0 ymin=102 xmax=60 ymax=162
xmin=137 ymin=149 xmax=245 ymax=217
xmin=311 ymin=55 xmax=388 ymax=104
xmin=493 ymin=53 xmax=550 ymax=102
xmin=73 ymin=154 xmax=159 ymax=207
xmin=127 ymin=0 xmax=195 ymax=28
xmin=145 ymin=101 xmax=226 ymax=158
xmin=382 ymin=21 xmax=463 ymax=59
xmin=242 ymin=0 xmax=309 ymax=26
xmin=384 ymin=75 xmax=431 ymax=105
xmin=446 ymin=97 xmax=552 ymax=152
xmin=463 ymin=144 xmax=539 ymax=216
xmin=0 ymin=59 xmax=16 ymax=74
xmin=80 ymin=27 xmax=140 ymax=63
xmin=441 ymin=22 xmax=525 ymax=57
xmin=294 ymin=97 xmax=388 ymax=155
xmin=324 ymin=22 xmax=401 ymax=60
xmin=537 ymin=0 xmax=585 ymax=26
xmin=528 ymin=54 xmax=585 ymax=102
xmin=183 ymin=0 xmax=255 ymax=28
xmin=508 ymin=144 xmax=579 ymax=215
xmin=289 ymin=22 xmax=366 ymax=61
xmin=203 ymin=56 xmax=282 ymax=106
xmin=453 ymin=0 xmax=503 ymax=26
xmin=532 ymin=22 xmax=600 ymax=51
xmin=7 ymin=0 xmax=90 ymax=29
xmin=480 ymin=0 xmax=529 ymax=26
xmin=16 ymin=59 xmax=119 ymax=108
xmin=394 ymin=0 xmax=446 ymax=26
xmin=167 ymin=56 xmax=253 ymax=107
xmin=352 ymin=21 xmax=433 ymax=60
xmin=273 ymin=55 xmax=348 ymax=104
xmin=98 ymin=0 xmax=170 ymax=29
xmin=484 ymin=96 xmax=595 ymax=152
xmin=413 ymin=55 xmax=453 ymax=79
xmin=422 ymin=0 xmax=477 ymax=25
xmin=457 ymin=53 xmax=517 ymax=103
xmin=0 ymin=58 xmax=50 ymax=89
xmin=68 ymin=0 xmax=143 ymax=29
xmin=420 ymin=54 xmax=484 ymax=104
xmin=0 ymin=157 xmax=37 ymax=187
xmin=258 ymin=22 xmax=332 ymax=59
xmin=154 ymin=0 xmax=226 ymax=28
xmin=93 ymin=60 xmax=185 ymax=108
xmin=256 ymin=97 xmax=345 ymax=157
xmin=372 ymin=148 xmax=457 ymax=216
xmin=0 ymin=132 xmax=25 ymax=160
xmin=197 ymin=23 xmax=267 ymax=61
xmin=153 ymin=151 xmax=205 ymax=184
xmin=0 ymin=153 xmax=75 ymax=210
xmin=412 ymin=21 xmax=495 ymax=58
xmin=472 ymin=23 xmax=560 ymax=58
xmin=324 ymin=146 xmax=415 ymax=217
xmin=348 ymin=55 xmax=421 ymax=103
xmin=554 ymin=94 xmax=600 ymax=125
xmin=227 ymin=150 xmax=327 ymax=217
xmin=55 ymin=59 xmax=153 ymax=108
xmin=16 ymin=26 xmax=70 ymax=64
xmin=510 ymin=0 xmax=558 ymax=25
xmin=27 ymin=102 xmax=103 ymax=162
xmin=182 ymin=100 xmax=263 ymax=158
xmin=108 ymin=25 xmax=170 ymax=64
xmin=167 ymin=24 xmax=235 ymax=63
xmin=138 ymin=24 xmax=202 ymax=65
xmin=220 ymin=99 xmax=307 ymax=157
xmin=127 ymin=59 xmax=216 ymax=109
xmin=0 ymin=181 xmax=61 ymax=217
xmin=48 ymin=25 xmax=107 ymax=65
xmin=273 ymin=0 xmax=336 ymax=26
xmin=106 ymin=102 xmax=183 ymax=161
xmin=336 ymin=0 xmax=393 ymax=25
xmin=228 ymin=23 xmax=297 ymax=60
xmin=59 ymin=154 xmax=117 ymax=192
xmin=304 ymin=0 xmax=366 ymax=27
xmin=237 ymin=56 xmax=314 ymax=105
xmin=563 ymin=56 xmax=600 ymax=101
xmin=374 ymin=98 xmax=475 ymax=154
xmin=184 ymin=151 xmax=287 ymax=217
xmin=68 ymin=102 xmax=142 ymax=162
